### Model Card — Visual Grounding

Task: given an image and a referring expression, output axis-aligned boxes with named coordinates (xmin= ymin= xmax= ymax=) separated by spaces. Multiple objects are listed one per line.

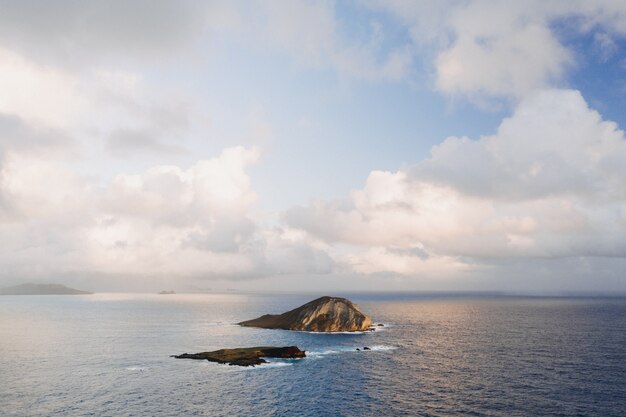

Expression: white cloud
xmin=0 ymin=1 xmax=412 ymax=84
xmin=0 ymin=47 xmax=151 ymax=131
xmin=1 ymin=0 xmax=625 ymax=104
xmin=245 ymin=0 xmax=413 ymax=82
xmin=284 ymin=89 xmax=626 ymax=276
xmin=0 ymin=45 xmax=203 ymax=165
xmin=433 ymin=2 xmax=573 ymax=100
xmin=344 ymin=245 xmax=469 ymax=277
xmin=1 ymin=2 xmax=625 ymax=292
xmin=261 ymin=228 xmax=335 ymax=276
xmin=0 ymin=113 xmax=76 ymax=220
xmin=434 ymin=20 xmax=571 ymax=100
xmin=0 ymin=146 xmax=334 ymax=286
xmin=77 ymin=147 xmax=262 ymax=277
xmin=0 ymin=48 xmax=85 ymax=128
xmin=370 ymin=0 xmax=626 ymax=101
xmin=413 ymin=89 xmax=626 ymax=201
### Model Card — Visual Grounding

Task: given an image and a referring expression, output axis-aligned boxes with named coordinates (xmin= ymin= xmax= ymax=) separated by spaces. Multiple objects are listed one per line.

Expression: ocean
xmin=1 ymin=293 xmax=625 ymax=416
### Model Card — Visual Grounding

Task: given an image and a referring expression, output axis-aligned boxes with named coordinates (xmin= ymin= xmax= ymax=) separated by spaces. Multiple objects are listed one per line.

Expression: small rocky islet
xmin=238 ymin=296 xmax=373 ymax=332
xmin=173 ymin=296 xmax=380 ymax=367
xmin=172 ymin=346 xmax=306 ymax=367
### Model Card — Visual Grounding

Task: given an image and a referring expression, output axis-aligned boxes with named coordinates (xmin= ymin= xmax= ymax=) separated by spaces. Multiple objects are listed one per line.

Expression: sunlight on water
xmin=1 ymin=294 xmax=625 ymax=416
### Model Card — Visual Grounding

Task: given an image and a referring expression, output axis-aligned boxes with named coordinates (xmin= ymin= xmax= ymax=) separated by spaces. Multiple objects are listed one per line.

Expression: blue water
xmin=1 ymin=293 xmax=625 ymax=416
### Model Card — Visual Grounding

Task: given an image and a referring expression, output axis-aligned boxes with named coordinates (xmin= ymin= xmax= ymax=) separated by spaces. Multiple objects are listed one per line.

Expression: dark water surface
xmin=1 ymin=293 xmax=625 ymax=416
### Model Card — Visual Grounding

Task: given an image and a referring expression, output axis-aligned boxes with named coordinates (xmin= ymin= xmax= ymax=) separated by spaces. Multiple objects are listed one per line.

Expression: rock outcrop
xmin=239 ymin=296 xmax=372 ymax=332
xmin=172 ymin=346 xmax=305 ymax=367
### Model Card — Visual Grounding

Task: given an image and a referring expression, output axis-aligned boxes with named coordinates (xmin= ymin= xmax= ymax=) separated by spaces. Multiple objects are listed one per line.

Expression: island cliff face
xmin=239 ymin=296 xmax=372 ymax=332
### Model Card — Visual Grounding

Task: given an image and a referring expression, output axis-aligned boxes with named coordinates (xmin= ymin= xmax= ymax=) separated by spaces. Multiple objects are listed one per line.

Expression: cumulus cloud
xmin=0 ymin=113 xmax=76 ymax=219
xmin=0 ymin=1 xmax=210 ymax=160
xmin=284 ymin=89 xmax=626 ymax=276
xmin=370 ymin=0 xmax=626 ymax=101
xmin=0 ymin=146 xmax=334 ymax=286
xmin=0 ymin=47 xmax=86 ymax=128
xmin=0 ymin=45 xmax=201 ymax=164
xmin=4 ymin=0 xmax=624 ymax=107
xmin=0 ymin=1 xmax=345 ymax=288
xmin=1 ymin=0 xmax=625 ymax=104
xmin=1 ymin=2 xmax=625 ymax=292
xmin=433 ymin=2 xmax=573 ymax=100
xmin=0 ymin=46 xmax=152 ymax=130
xmin=99 ymin=146 xmax=260 ymax=275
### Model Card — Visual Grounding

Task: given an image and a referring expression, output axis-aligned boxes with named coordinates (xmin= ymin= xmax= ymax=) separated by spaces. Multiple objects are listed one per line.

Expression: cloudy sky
xmin=1 ymin=0 xmax=626 ymax=293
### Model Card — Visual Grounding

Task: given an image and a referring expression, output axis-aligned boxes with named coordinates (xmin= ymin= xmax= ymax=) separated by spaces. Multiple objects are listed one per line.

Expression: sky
xmin=1 ymin=0 xmax=626 ymax=293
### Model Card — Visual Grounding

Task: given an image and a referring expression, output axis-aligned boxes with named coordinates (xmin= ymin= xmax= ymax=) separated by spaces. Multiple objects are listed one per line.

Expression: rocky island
xmin=172 ymin=346 xmax=306 ymax=367
xmin=239 ymin=296 xmax=372 ymax=332
xmin=0 ymin=283 xmax=92 ymax=295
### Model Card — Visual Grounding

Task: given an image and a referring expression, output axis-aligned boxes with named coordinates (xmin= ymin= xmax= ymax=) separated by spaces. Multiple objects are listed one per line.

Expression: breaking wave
xmin=307 ymin=345 xmax=397 ymax=358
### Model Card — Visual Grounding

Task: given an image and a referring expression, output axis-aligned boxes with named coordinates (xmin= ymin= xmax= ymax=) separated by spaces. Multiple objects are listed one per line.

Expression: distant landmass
xmin=239 ymin=296 xmax=373 ymax=332
xmin=0 ymin=283 xmax=92 ymax=295
xmin=158 ymin=290 xmax=176 ymax=295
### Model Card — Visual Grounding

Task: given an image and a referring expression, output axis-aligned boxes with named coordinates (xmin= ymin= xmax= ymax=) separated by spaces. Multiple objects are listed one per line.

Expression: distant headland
xmin=0 ymin=283 xmax=92 ymax=295
xmin=239 ymin=296 xmax=373 ymax=332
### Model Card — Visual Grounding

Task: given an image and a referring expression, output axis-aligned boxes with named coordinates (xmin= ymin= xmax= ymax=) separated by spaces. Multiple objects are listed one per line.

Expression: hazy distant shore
xmin=0 ymin=283 xmax=92 ymax=295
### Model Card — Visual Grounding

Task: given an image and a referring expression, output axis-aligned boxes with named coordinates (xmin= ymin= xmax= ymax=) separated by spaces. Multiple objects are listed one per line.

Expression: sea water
xmin=1 ymin=293 xmax=625 ymax=416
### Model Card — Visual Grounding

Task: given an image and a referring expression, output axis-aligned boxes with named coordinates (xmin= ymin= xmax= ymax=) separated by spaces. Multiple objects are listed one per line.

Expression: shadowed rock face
xmin=172 ymin=346 xmax=305 ymax=367
xmin=239 ymin=296 xmax=372 ymax=332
